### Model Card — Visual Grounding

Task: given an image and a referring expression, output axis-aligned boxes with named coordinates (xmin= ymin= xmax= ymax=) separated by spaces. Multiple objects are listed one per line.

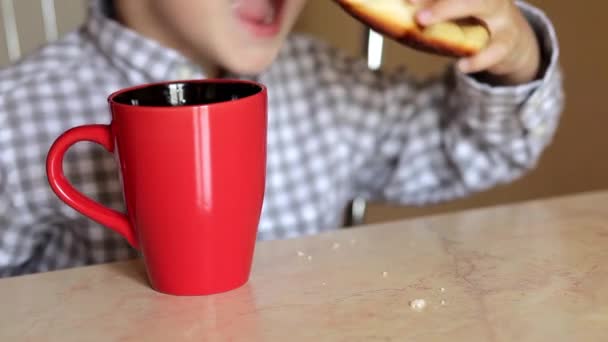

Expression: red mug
xmin=46 ymin=79 xmax=267 ymax=296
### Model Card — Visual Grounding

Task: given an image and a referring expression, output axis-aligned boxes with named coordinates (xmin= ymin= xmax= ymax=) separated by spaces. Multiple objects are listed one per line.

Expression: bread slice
xmin=334 ymin=0 xmax=490 ymax=57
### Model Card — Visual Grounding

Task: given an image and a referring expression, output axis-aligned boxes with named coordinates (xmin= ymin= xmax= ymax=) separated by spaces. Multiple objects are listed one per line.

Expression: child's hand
xmin=411 ymin=0 xmax=541 ymax=85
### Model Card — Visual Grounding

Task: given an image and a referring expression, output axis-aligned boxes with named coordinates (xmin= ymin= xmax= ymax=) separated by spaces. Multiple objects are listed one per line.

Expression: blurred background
xmin=1 ymin=0 xmax=606 ymax=224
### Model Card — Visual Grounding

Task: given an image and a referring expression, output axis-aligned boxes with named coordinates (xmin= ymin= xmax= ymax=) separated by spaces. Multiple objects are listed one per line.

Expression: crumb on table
xmin=409 ymin=299 xmax=427 ymax=312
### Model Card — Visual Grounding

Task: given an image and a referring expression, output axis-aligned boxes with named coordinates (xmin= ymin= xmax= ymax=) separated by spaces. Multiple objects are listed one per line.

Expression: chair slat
xmin=1 ymin=0 xmax=20 ymax=61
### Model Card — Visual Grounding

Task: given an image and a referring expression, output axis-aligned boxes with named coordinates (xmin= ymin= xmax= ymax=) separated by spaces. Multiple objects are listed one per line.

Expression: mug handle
xmin=46 ymin=124 xmax=139 ymax=250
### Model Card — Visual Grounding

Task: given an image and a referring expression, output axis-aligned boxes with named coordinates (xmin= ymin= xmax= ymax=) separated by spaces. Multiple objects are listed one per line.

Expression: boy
xmin=0 ymin=0 xmax=563 ymax=276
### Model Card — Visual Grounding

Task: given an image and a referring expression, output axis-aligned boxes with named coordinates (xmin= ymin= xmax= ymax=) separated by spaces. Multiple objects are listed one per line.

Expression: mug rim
xmin=107 ymin=78 xmax=266 ymax=109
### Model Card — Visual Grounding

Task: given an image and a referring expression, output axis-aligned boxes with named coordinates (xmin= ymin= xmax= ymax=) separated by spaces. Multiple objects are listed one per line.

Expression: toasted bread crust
xmin=335 ymin=0 xmax=490 ymax=58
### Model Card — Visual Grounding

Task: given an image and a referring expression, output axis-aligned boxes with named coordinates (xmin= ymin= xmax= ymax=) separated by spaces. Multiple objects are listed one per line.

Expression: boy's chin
xmin=220 ymin=50 xmax=279 ymax=76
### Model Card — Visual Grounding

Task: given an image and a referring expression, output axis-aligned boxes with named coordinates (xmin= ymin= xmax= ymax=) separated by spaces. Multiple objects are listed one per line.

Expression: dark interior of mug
xmin=112 ymin=81 xmax=262 ymax=106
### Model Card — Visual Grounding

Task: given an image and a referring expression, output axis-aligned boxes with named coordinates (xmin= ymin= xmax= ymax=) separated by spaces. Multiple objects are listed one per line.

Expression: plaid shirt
xmin=0 ymin=1 xmax=563 ymax=276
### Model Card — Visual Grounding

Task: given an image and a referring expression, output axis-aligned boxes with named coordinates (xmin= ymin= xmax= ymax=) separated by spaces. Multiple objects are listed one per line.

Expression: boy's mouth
xmin=232 ymin=0 xmax=285 ymax=38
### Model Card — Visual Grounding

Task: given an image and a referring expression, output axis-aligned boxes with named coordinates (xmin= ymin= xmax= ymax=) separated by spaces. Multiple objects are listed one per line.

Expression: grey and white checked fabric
xmin=0 ymin=1 xmax=563 ymax=276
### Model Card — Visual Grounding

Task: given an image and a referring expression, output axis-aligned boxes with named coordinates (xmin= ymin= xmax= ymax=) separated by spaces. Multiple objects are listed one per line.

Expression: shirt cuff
xmin=452 ymin=0 xmax=563 ymax=135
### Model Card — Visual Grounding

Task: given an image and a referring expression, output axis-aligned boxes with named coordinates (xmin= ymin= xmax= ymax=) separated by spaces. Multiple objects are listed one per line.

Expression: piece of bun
xmin=334 ymin=0 xmax=490 ymax=57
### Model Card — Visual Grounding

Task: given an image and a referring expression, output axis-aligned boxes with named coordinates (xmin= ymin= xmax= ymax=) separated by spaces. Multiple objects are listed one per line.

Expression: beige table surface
xmin=1 ymin=190 xmax=608 ymax=341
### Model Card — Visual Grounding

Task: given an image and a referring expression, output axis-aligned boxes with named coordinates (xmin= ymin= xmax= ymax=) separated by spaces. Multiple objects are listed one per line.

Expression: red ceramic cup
xmin=46 ymin=79 xmax=267 ymax=296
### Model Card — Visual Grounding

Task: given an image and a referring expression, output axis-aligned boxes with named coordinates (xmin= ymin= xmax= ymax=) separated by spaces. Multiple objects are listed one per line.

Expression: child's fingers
xmin=457 ymin=40 xmax=509 ymax=74
xmin=415 ymin=0 xmax=487 ymax=25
